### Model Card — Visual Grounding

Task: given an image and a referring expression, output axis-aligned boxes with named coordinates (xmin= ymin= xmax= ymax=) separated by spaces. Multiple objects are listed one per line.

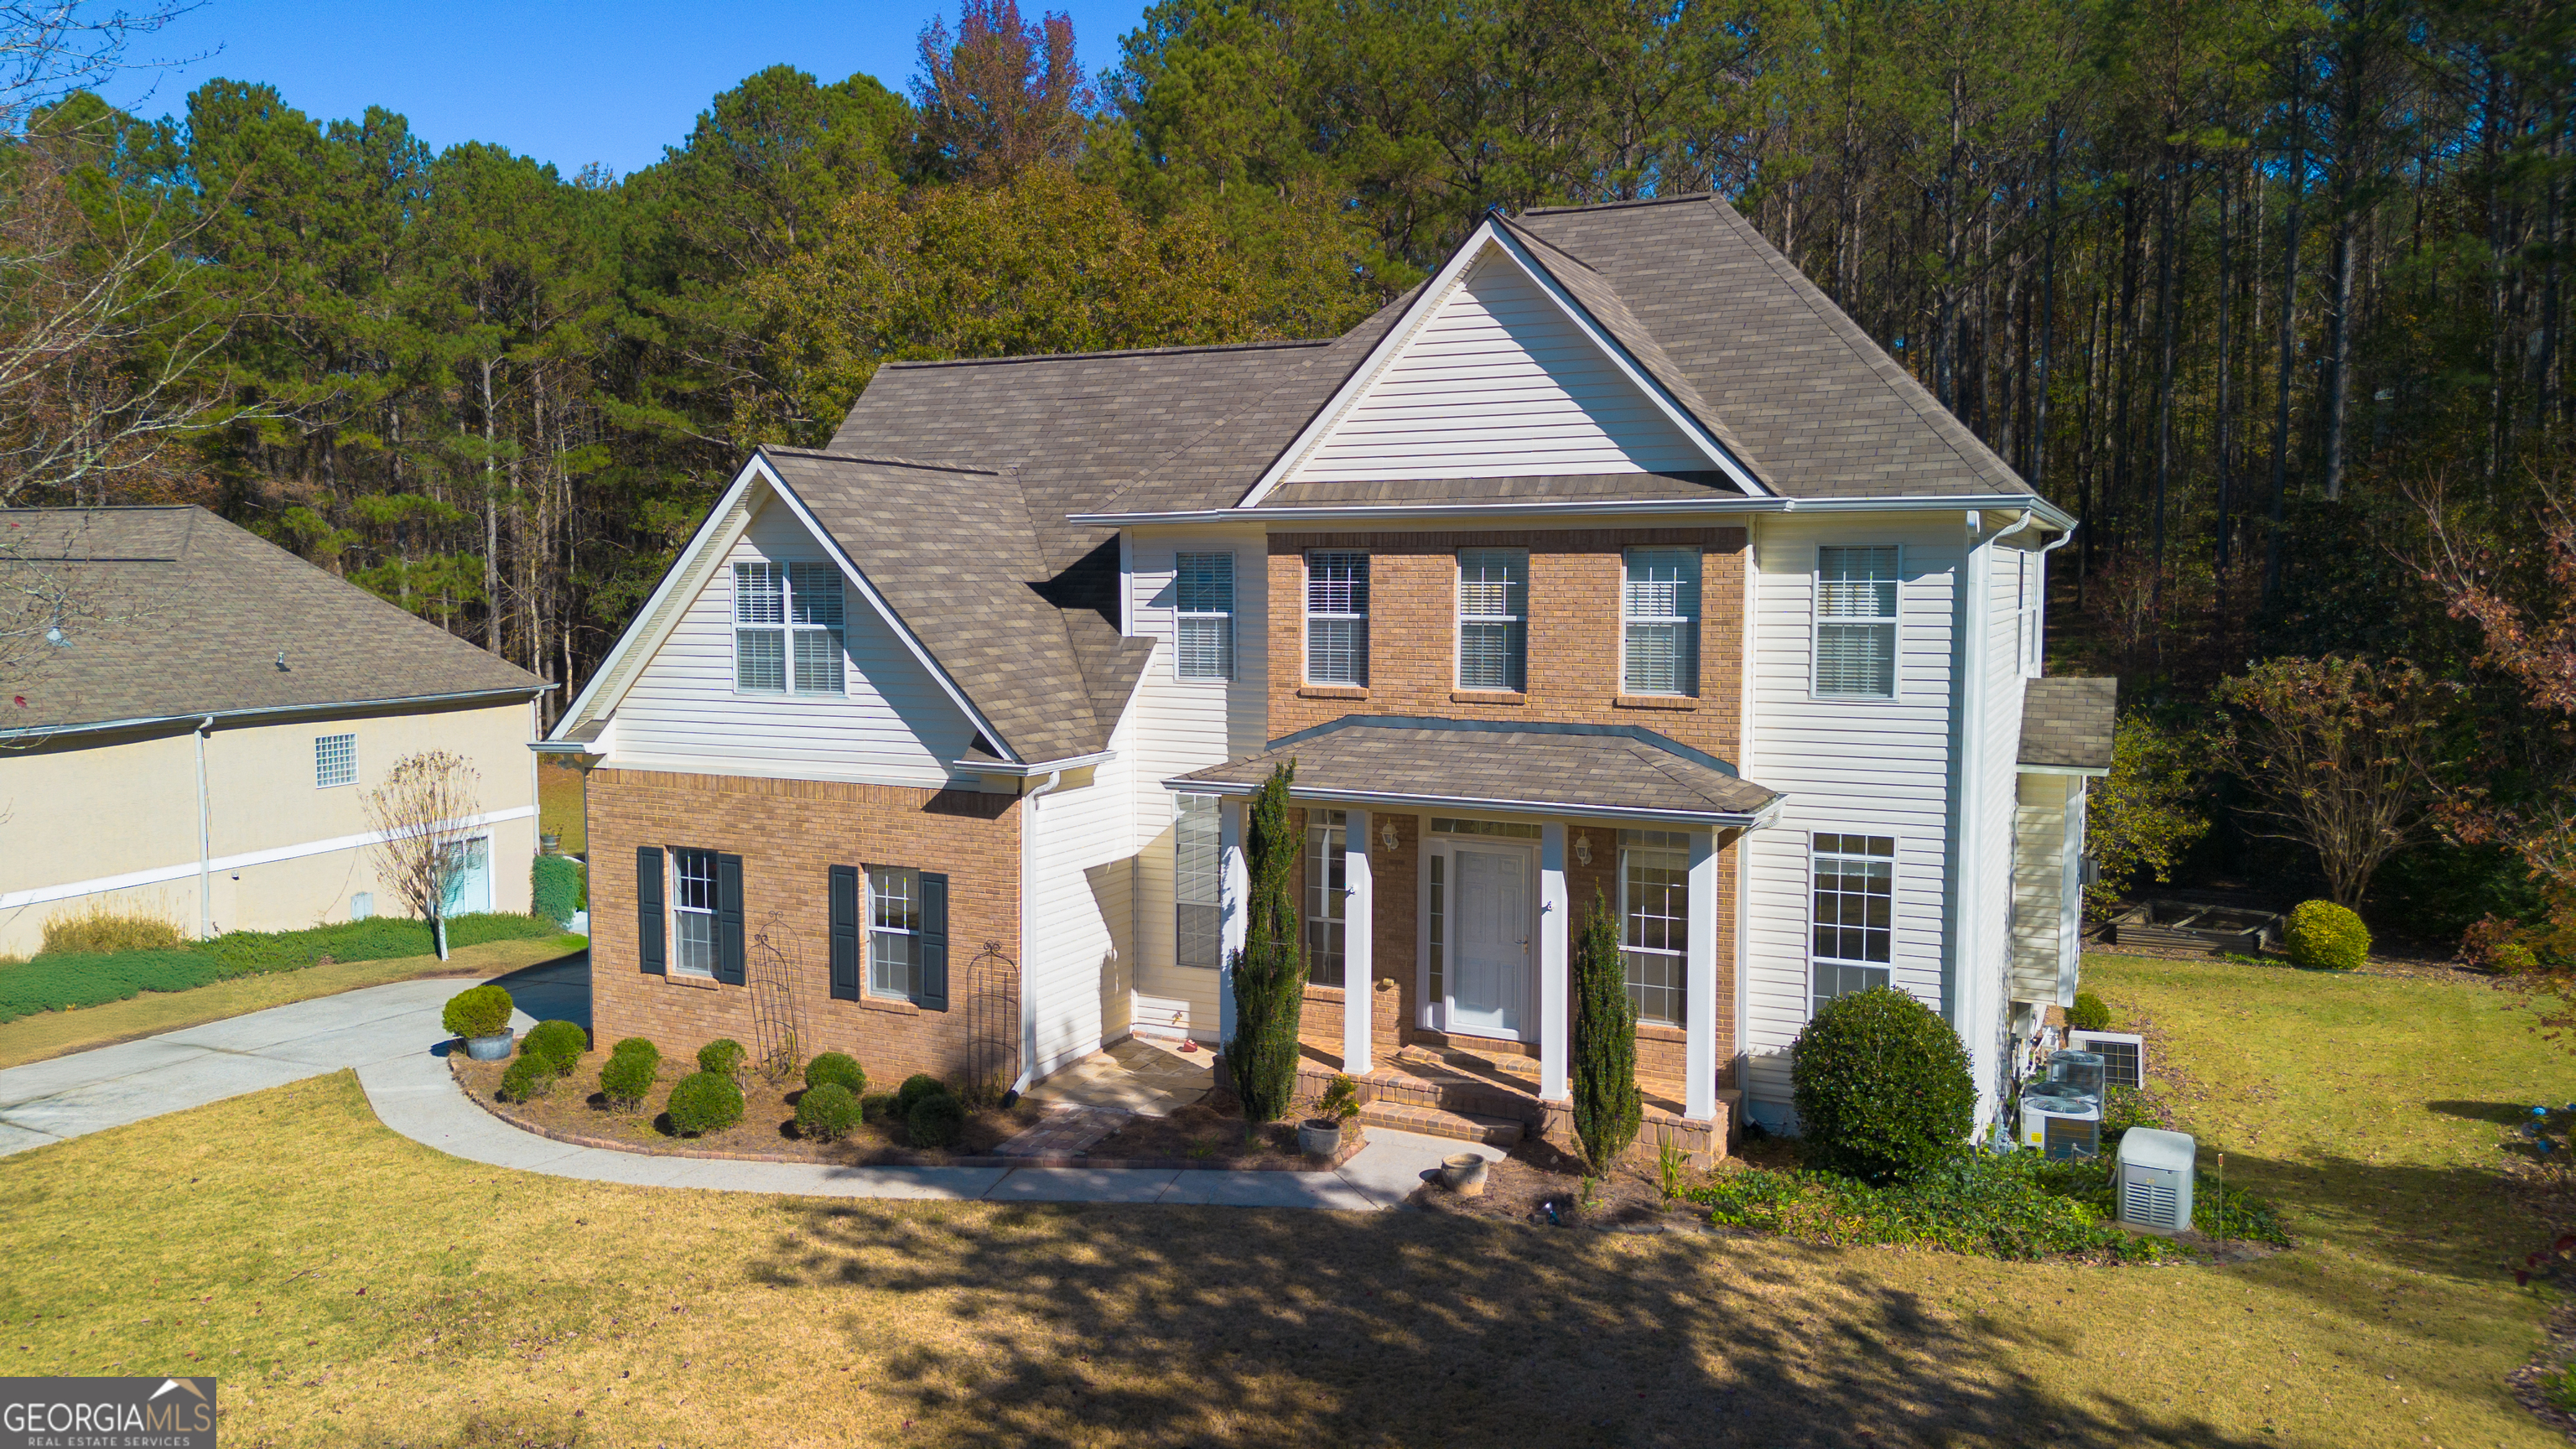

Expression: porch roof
xmin=1162 ymin=716 xmax=1784 ymax=828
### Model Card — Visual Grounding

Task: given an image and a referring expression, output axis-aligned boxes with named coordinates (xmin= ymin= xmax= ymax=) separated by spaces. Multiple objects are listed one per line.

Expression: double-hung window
xmin=315 ymin=733 xmax=356 ymax=789
xmin=1305 ymin=809 xmax=1348 ymax=987
xmin=1174 ymin=552 xmax=1234 ymax=681
xmin=1815 ymin=545 xmax=1899 ymax=698
xmin=870 ymin=866 xmax=920 ymax=999
xmin=1305 ymin=550 xmax=1368 ymax=685
xmin=672 ymin=847 xmax=720 ymax=978
xmin=1622 ymin=548 xmax=1700 ymax=696
xmin=1619 ymin=830 xmax=1689 ymax=1026
xmin=1810 ymin=834 xmax=1895 ymax=1012
xmin=1457 ymin=548 xmax=1528 ymax=692
xmin=1174 ymin=794 xmax=1223 ymax=969
xmin=734 ymin=561 xmax=845 ymax=693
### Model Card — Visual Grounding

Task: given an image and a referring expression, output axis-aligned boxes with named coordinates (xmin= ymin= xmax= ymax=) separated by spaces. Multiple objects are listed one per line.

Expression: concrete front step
xmin=1358 ymin=1100 xmax=1525 ymax=1148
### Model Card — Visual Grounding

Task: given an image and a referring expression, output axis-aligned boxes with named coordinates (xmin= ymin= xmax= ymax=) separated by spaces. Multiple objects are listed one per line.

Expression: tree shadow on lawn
xmin=750 ymin=1202 xmax=2278 ymax=1449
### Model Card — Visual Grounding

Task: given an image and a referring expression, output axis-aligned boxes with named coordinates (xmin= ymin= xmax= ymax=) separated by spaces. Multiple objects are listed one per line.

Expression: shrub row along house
xmin=0 ymin=507 xmax=549 ymax=956
xmin=545 ymin=195 xmax=2115 ymax=1154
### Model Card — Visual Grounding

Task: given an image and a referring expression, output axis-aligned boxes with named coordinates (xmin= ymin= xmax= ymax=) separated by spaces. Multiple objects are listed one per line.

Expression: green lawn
xmin=0 ymin=953 xmax=2564 ymax=1447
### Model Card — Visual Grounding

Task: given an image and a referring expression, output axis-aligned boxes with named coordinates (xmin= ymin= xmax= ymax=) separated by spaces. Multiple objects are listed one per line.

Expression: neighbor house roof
xmin=2 ymin=506 xmax=545 ymax=737
xmin=1166 ymin=716 xmax=1782 ymax=826
xmin=2018 ymin=677 xmax=2118 ymax=773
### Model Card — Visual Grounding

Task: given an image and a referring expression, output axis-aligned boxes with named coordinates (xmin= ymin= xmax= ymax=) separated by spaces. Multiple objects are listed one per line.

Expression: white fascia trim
xmin=1158 ymin=777 xmax=1784 ymax=831
xmin=2016 ymin=762 xmax=2111 ymax=778
xmin=1072 ymin=493 xmax=2078 ymax=532
xmin=953 ymin=749 xmax=1113 ymax=777
xmin=551 ymin=457 xmax=767 ymax=736
xmin=0 ymin=806 xmax=538 ymax=912
xmin=0 ymin=688 xmax=548 ymax=745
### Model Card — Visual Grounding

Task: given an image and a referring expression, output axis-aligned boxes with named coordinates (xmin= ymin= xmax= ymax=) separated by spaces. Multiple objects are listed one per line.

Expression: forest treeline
xmin=5 ymin=0 xmax=2572 ymax=948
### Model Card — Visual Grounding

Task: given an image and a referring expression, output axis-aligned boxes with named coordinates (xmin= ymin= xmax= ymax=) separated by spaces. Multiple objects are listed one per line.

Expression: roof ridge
xmin=1520 ymin=192 xmax=1718 ymax=217
xmin=876 ymin=337 xmax=1337 ymax=371
xmin=760 ymin=446 xmax=1000 ymax=476
xmin=1494 ymin=216 xmax=1603 ymax=275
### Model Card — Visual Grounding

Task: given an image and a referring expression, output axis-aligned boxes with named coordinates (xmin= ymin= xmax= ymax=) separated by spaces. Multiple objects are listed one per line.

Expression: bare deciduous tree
xmin=363 ymin=750 xmax=482 ymax=959
xmin=2212 ymin=655 xmax=2450 ymax=908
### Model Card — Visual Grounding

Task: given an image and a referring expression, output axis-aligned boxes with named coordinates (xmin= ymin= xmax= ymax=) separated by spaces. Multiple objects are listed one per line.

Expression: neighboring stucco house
xmin=546 ymin=195 xmax=2114 ymax=1154
xmin=0 ymin=507 xmax=549 ymax=956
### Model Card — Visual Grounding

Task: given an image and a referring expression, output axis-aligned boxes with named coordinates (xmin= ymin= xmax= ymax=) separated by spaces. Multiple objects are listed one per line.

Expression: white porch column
xmin=1685 ymin=828 xmax=1720 ymax=1123
xmin=1539 ymin=821 xmax=1571 ymax=1102
xmin=1343 ymin=809 xmax=1374 ymax=1073
xmin=1218 ymin=797 xmax=1248 ymax=1048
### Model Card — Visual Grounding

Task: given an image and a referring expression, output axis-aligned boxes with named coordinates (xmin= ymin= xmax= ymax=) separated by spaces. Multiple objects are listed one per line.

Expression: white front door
xmin=1449 ymin=844 xmax=1530 ymax=1037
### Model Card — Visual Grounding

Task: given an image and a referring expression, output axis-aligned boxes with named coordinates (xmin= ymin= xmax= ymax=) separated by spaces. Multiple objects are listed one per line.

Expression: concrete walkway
xmin=0 ymin=957 xmax=1484 ymax=1210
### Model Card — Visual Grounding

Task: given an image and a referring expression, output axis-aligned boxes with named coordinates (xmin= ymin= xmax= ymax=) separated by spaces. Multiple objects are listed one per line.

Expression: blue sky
xmin=93 ymin=0 xmax=1148 ymax=177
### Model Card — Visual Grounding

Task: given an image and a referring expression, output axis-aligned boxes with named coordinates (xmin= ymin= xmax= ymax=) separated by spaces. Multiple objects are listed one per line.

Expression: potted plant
xmin=1300 ymin=1072 xmax=1363 ymax=1157
xmin=442 ymin=984 xmax=516 ymax=1060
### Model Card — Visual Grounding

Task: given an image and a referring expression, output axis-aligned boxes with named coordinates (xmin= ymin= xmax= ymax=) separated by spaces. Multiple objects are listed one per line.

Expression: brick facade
xmin=585 ymin=767 xmax=1021 ymax=1090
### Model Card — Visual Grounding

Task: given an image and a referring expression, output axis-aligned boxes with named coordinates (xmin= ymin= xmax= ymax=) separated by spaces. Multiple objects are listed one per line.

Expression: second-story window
xmin=1622 ymin=548 xmax=1700 ymax=696
xmin=1456 ymin=548 xmax=1528 ymax=692
xmin=1815 ymin=545 xmax=1899 ymax=699
xmin=734 ymin=562 xmax=845 ymax=693
xmin=1174 ymin=552 xmax=1234 ymax=681
xmin=1304 ymin=550 xmax=1368 ymax=685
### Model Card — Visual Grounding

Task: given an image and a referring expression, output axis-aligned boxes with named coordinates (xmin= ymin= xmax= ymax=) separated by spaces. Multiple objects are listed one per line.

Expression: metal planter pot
xmin=464 ymin=1031 xmax=516 ymax=1062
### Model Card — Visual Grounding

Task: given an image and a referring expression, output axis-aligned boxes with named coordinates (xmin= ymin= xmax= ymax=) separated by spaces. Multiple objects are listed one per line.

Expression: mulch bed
xmin=1409 ymin=1135 xmax=1711 ymax=1233
xmin=1083 ymin=1100 xmax=1353 ymax=1170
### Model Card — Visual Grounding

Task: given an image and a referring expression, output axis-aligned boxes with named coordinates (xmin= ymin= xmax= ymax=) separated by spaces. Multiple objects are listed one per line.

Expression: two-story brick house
xmin=545 ymin=195 xmax=2112 ymax=1155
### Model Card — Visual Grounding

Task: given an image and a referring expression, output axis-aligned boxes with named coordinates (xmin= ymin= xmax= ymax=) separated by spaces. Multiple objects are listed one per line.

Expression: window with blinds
xmin=1815 ymin=545 xmax=1899 ymax=698
xmin=1305 ymin=550 xmax=1368 ymax=685
xmin=1174 ymin=794 xmax=1222 ymax=969
xmin=1622 ymin=548 xmax=1700 ymax=696
xmin=734 ymin=561 xmax=844 ymax=693
xmin=1810 ymin=833 xmax=1895 ymax=1013
xmin=1174 ymin=552 xmax=1234 ymax=681
xmin=1456 ymin=548 xmax=1527 ymax=691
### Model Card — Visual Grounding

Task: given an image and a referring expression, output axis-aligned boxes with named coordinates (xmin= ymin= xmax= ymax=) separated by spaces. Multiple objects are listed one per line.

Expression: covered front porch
xmin=1167 ymin=716 xmax=1782 ymax=1166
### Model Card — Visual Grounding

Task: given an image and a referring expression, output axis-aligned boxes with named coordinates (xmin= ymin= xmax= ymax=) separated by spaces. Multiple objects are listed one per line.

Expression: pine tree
xmin=1226 ymin=761 xmax=1305 ymax=1123
xmin=1571 ymin=887 xmax=1641 ymax=1173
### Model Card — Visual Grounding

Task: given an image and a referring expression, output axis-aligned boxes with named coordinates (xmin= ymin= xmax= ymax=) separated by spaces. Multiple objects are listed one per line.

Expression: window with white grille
xmin=1811 ymin=833 xmax=1895 ymax=1012
xmin=672 ymin=847 xmax=719 ymax=978
xmin=1173 ymin=553 xmax=1234 ymax=681
xmin=1622 ymin=548 xmax=1700 ymax=695
xmin=1174 ymin=794 xmax=1222 ymax=969
xmin=1306 ymin=809 xmax=1347 ymax=987
xmin=315 ymin=734 xmax=356 ymax=789
xmin=1815 ymin=545 xmax=1899 ymax=698
xmin=733 ymin=561 xmax=845 ymax=693
xmin=870 ymin=865 xmax=920 ymax=999
xmin=1456 ymin=548 xmax=1527 ymax=691
xmin=1619 ymin=829 xmax=1689 ymax=1025
xmin=1305 ymin=551 xmax=1368 ymax=685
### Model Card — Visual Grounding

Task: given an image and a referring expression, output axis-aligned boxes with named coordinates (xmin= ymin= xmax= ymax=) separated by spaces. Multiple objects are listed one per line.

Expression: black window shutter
xmin=636 ymin=847 xmax=665 ymax=976
xmin=828 ymin=865 xmax=860 ymax=1002
xmin=917 ymin=871 xmax=949 ymax=1011
xmin=716 ymin=853 xmax=746 ymax=985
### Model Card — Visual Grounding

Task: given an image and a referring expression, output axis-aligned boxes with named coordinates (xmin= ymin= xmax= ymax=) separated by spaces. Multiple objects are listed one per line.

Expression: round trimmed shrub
xmin=896 ymin=1072 xmax=949 ymax=1115
xmin=1789 ymin=985 xmax=1976 ymax=1186
xmin=441 ymin=984 xmax=512 ymax=1040
xmin=498 ymin=1054 xmax=552 ymax=1103
xmin=697 ymin=1038 xmax=747 ymax=1079
xmin=598 ymin=1048 xmax=657 ymax=1109
xmin=522 ymin=1020 xmax=589 ymax=1074
xmin=610 ymin=1036 xmax=660 ymax=1065
xmin=906 ymin=1090 xmax=968 ymax=1149
xmin=2067 ymin=992 xmax=2111 ymax=1032
xmin=666 ymin=1071 xmax=745 ymax=1136
xmin=795 ymin=1083 xmax=861 ymax=1141
xmin=2285 ymin=901 xmax=2371 ymax=972
xmin=804 ymin=1052 xmax=866 ymax=1096
xmin=860 ymin=1092 xmax=896 ymax=1124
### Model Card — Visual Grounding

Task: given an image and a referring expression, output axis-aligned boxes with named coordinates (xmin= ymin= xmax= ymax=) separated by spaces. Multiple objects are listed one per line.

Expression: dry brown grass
xmin=39 ymin=900 xmax=187 ymax=954
xmin=0 ymin=953 xmax=2562 ymax=1448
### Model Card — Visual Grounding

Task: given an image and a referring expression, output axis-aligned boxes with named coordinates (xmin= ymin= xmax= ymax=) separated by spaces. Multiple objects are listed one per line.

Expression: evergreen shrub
xmin=521 ymin=1019 xmax=588 ymax=1072
xmin=906 ymin=1090 xmax=968 ymax=1149
xmin=1789 ymin=985 xmax=1976 ymax=1185
xmin=795 ymin=1083 xmax=860 ymax=1141
xmin=1226 ymin=762 xmax=1305 ymax=1122
xmin=442 ymin=985 xmax=513 ymax=1039
xmin=2067 ymin=992 xmax=2111 ymax=1031
xmin=1571 ymin=889 xmax=1641 ymax=1172
xmin=598 ymin=1048 xmax=657 ymax=1109
xmin=804 ymin=1052 xmax=866 ymax=1096
xmin=498 ymin=1055 xmax=552 ymax=1103
xmin=610 ymin=1037 xmax=659 ymax=1064
xmin=697 ymin=1038 xmax=747 ymax=1078
xmin=531 ymin=854 xmax=584 ymax=927
xmin=859 ymin=1092 xmax=896 ymax=1124
xmin=2284 ymin=901 xmax=2370 ymax=971
xmin=896 ymin=1073 xmax=949 ymax=1114
xmin=666 ymin=1071 xmax=745 ymax=1135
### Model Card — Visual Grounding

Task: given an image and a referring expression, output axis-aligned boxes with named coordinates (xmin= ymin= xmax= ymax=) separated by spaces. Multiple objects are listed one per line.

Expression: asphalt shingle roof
xmin=2 ymin=506 xmax=544 ymax=735
xmin=2017 ymin=677 xmax=2118 ymax=771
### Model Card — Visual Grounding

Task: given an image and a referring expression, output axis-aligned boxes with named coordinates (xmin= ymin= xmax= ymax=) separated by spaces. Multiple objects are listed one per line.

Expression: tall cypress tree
xmin=1227 ymin=761 xmax=1305 ymax=1122
xmin=1571 ymin=887 xmax=1642 ymax=1172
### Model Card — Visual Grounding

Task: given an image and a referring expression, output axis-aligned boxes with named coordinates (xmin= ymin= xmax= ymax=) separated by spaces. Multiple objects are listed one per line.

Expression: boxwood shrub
xmin=610 ymin=1036 xmax=660 ymax=1066
xmin=530 ymin=854 xmax=584 ymax=928
xmin=521 ymin=1019 xmax=589 ymax=1073
xmin=666 ymin=1071 xmax=745 ymax=1136
xmin=796 ymin=1083 xmax=861 ymax=1141
xmin=498 ymin=1055 xmax=552 ymax=1103
xmin=697 ymin=1038 xmax=747 ymax=1079
xmin=442 ymin=985 xmax=513 ymax=1040
xmin=906 ymin=1090 xmax=968 ymax=1149
xmin=896 ymin=1072 xmax=949 ymax=1115
xmin=860 ymin=1092 xmax=896 ymax=1124
xmin=2067 ymin=992 xmax=2111 ymax=1032
xmin=2285 ymin=901 xmax=2370 ymax=972
xmin=1789 ymin=985 xmax=1976 ymax=1186
xmin=599 ymin=1049 xmax=657 ymax=1109
xmin=804 ymin=1052 xmax=866 ymax=1096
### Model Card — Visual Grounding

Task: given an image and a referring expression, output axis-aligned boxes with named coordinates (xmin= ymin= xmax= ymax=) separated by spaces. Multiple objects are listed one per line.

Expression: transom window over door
xmin=1811 ymin=833 xmax=1895 ymax=1013
xmin=1173 ymin=552 xmax=1234 ymax=681
xmin=1457 ymin=548 xmax=1527 ymax=692
xmin=1305 ymin=550 xmax=1368 ymax=685
xmin=733 ymin=561 xmax=845 ymax=693
xmin=1619 ymin=830 xmax=1689 ymax=1025
xmin=1815 ymin=545 xmax=1899 ymax=698
xmin=1623 ymin=548 xmax=1700 ymax=695
xmin=1306 ymin=809 xmax=1347 ymax=987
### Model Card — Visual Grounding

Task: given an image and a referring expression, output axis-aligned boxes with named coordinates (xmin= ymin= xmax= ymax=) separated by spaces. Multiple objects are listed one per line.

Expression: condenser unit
xmin=2017 ymin=1089 xmax=2100 ymax=1160
xmin=2069 ymin=1030 xmax=2148 ymax=1091
xmin=2116 ymin=1127 xmax=2196 ymax=1234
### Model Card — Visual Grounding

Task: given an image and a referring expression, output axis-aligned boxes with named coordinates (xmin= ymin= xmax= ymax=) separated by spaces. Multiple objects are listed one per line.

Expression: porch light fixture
xmin=1574 ymin=832 xmax=1592 ymax=866
xmin=1379 ymin=820 xmax=1399 ymax=851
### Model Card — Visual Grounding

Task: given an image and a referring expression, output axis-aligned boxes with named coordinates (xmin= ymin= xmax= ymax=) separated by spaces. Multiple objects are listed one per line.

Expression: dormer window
xmin=734 ymin=561 xmax=845 ymax=693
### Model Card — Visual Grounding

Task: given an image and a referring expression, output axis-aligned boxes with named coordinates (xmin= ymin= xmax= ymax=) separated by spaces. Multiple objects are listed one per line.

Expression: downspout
xmin=195 ymin=716 xmax=215 ymax=940
xmin=1015 ymin=769 xmax=1066 ymax=1091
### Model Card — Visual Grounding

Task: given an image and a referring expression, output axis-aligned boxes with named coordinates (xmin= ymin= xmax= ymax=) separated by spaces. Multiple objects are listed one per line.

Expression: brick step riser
xmin=1357 ymin=1104 xmax=1524 ymax=1148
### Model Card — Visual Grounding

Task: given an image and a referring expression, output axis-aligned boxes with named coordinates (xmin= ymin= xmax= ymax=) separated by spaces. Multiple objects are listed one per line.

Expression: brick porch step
xmin=1358 ymin=1100 xmax=1525 ymax=1148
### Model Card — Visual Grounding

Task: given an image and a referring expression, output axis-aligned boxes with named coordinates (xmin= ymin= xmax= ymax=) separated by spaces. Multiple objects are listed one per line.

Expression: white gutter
xmin=1071 ymin=492 xmax=2079 ymax=532
xmin=195 ymin=715 xmax=214 ymax=941
xmin=954 ymin=750 xmax=1112 ymax=778
xmin=3 ymin=686 xmax=550 ymax=745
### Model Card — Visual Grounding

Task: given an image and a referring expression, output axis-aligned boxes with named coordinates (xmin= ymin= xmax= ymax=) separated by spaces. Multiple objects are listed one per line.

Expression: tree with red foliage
xmin=913 ymin=0 xmax=1096 ymax=184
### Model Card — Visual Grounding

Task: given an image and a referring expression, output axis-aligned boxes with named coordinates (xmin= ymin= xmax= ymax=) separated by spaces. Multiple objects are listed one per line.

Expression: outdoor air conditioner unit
xmin=2017 ymin=1089 xmax=2100 ymax=1160
xmin=2116 ymin=1127 xmax=2196 ymax=1234
xmin=2069 ymin=1030 xmax=2147 ymax=1090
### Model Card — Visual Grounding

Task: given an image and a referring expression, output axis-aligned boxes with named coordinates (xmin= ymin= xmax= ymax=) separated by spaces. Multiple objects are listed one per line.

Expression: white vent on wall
xmin=2070 ymin=1030 xmax=2147 ymax=1090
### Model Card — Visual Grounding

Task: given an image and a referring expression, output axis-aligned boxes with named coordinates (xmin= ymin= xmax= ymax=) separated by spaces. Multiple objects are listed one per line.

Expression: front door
xmin=1449 ymin=844 xmax=1530 ymax=1037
